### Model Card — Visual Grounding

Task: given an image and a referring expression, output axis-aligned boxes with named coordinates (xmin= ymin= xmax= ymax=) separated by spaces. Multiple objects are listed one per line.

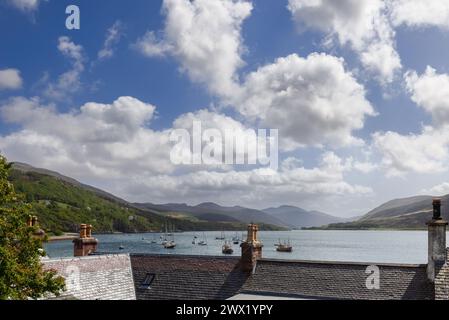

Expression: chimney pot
xmin=79 ymin=224 xmax=87 ymax=239
xmin=27 ymin=215 xmax=33 ymax=227
xmin=86 ymin=224 xmax=93 ymax=238
xmin=433 ymin=198 xmax=442 ymax=220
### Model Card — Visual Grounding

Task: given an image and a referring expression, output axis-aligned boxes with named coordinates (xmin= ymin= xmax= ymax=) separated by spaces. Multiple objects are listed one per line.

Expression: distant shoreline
xmin=47 ymin=233 xmax=78 ymax=242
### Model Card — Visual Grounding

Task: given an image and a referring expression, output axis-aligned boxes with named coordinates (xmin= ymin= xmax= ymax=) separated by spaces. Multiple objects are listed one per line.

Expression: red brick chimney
xmin=73 ymin=224 xmax=98 ymax=257
xmin=240 ymin=224 xmax=263 ymax=272
xmin=27 ymin=215 xmax=46 ymax=239
xmin=427 ymin=198 xmax=448 ymax=282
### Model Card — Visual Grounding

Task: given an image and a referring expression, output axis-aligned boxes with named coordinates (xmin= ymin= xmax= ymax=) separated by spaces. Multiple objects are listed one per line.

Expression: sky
xmin=2 ymin=0 xmax=449 ymax=217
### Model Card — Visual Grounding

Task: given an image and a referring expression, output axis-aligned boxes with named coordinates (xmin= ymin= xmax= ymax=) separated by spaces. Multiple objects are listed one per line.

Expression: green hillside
xmin=7 ymin=167 xmax=283 ymax=235
xmin=8 ymin=169 xmax=163 ymax=235
xmin=309 ymin=195 xmax=441 ymax=230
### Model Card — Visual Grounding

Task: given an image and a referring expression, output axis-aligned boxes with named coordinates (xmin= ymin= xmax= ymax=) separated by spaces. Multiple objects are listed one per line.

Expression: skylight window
xmin=140 ymin=273 xmax=155 ymax=289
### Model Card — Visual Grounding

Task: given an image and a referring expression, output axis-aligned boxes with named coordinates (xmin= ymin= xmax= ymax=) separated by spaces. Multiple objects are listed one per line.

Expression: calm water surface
xmin=44 ymin=230 xmax=435 ymax=264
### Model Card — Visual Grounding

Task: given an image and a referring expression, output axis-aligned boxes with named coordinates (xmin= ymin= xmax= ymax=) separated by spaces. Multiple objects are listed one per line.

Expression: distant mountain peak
xmin=195 ymin=202 xmax=221 ymax=208
xmin=262 ymin=205 xmax=345 ymax=228
xmin=278 ymin=205 xmax=300 ymax=209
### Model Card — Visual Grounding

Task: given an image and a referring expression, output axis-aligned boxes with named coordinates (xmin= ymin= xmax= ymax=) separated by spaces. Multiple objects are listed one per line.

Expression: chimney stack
xmin=240 ymin=224 xmax=263 ymax=273
xmin=73 ymin=223 xmax=98 ymax=257
xmin=27 ymin=215 xmax=46 ymax=239
xmin=427 ymin=198 xmax=448 ymax=282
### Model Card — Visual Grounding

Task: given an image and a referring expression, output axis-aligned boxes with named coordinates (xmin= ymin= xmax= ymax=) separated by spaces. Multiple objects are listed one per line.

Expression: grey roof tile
xmin=130 ymin=254 xmax=248 ymax=300
xmin=43 ymin=254 xmax=136 ymax=300
xmin=241 ymin=259 xmax=434 ymax=300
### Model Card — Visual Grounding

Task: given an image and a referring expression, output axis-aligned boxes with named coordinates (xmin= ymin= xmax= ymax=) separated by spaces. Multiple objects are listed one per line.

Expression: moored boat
xmin=222 ymin=241 xmax=234 ymax=254
xmin=275 ymin=239 xmax=293 ymax=252
xmin=164 ymin=240 xmax=176 ymax=249
xmin=232 ymin=232 xmax=240 ymax=244
xmin=198 ymin=232 xmax=207 ymax=246
xmin=215 ymin=231 xmax=226 ymax=240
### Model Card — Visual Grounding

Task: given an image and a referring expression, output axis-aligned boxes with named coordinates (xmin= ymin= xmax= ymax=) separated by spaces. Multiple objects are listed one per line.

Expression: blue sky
xmin=0 ymin=0 xmax=212 ymax=130
xmin=2 ymin=0 xmax=449 ymax=217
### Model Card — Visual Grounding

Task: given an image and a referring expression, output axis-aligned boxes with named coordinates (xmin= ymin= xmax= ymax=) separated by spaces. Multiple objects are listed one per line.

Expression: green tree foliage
xmin=0 ymin=156 xmax=65 ymax=299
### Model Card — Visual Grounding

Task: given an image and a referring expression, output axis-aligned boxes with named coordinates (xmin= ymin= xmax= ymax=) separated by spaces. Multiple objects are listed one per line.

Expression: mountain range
xmin=134 ymin=202 xmax=347 ymax=229
xmin=8 ymin=162 xmax=444 ymax=233
xmin=262 ymin=205 xmax=352 ymax=228
xmin=9 ymin=162 xmax=349 ymax=233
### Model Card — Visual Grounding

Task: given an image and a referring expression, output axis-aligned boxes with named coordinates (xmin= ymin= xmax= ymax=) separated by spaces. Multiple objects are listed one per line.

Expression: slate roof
xmin=130 ymin=254 xmax=248 ymax=300
xmin=42 ymin=253 xmax=439 ymax=300
xmin=241 ymin=258 xmax=435 ymax=300
xmin=43 ymin=254 xmax=136 ymax=300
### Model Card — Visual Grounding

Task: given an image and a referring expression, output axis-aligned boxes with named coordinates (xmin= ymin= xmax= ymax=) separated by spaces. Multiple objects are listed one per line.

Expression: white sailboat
xmin=198 ymin=232 xmax=207 ymax=246
xmin=163 ymin=221 xmax=176 ymax=249
xmin=232 ymin=232 xmax=240 ymax=244
xmin=161 ymin=221 xmax=169 ymax=245
xmin=215 ymin=230 xmax=225 ymax=240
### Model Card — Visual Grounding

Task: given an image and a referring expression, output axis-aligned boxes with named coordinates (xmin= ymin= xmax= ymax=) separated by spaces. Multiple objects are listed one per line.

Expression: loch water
xmin=44 ymin=230 xmax=438 ymax=264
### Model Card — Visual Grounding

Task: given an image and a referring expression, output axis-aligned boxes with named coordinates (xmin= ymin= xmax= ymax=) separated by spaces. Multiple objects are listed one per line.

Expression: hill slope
xmin=323 ymin=195 xmax=448 ymax=230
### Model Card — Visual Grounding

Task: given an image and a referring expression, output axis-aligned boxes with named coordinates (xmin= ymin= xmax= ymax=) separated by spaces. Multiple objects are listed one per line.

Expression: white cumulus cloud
xmin=119 ymin=151 xmax=372 ymax=208
xmin=422 ymin=182 xmax=449 ymax=196
xmin=234 ymin=53 xmax=376 ymax=150
xmin=135 ymin=1 xmax=376 ymax=152
xmin=373 ymin=126 xmax=449 ymax=176
xmin=0 ymin=96 xmax=173 ymax=178
xmin=0 ymin=68 xmax=23 ymax=90
xmin=0 ymin=95 xmax=371 ymax=210
xmin=287 ymin=0 xmax=401 ymax=84
xmin=373 ymin=66 xmax=449 ymax=176
xmin=388 ymin=0 xmax=449 ymax=29
xmin=405 ymin=66 xmax=449 ymax=126
xmin=135 ymin=0 xmax=252 ymax=97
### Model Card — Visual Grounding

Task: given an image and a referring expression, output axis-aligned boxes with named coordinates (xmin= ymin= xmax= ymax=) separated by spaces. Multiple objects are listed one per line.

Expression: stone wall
xmin=435 ymin=248 xmax=449 ymax=300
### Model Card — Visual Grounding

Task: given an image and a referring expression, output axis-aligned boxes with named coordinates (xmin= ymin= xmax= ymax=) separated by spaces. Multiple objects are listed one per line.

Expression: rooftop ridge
xmin=257 ymin=257 xmax=427 ymax=268
xmin=44 ymin=253 xmax=130 ymax=263
xmin=129 ymin=252 xmax=240 ymax=260
xmin=116 ymin=252 xmax=426 ymax=268
xmin=235 ymin=290 xmax=339 ymax=300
